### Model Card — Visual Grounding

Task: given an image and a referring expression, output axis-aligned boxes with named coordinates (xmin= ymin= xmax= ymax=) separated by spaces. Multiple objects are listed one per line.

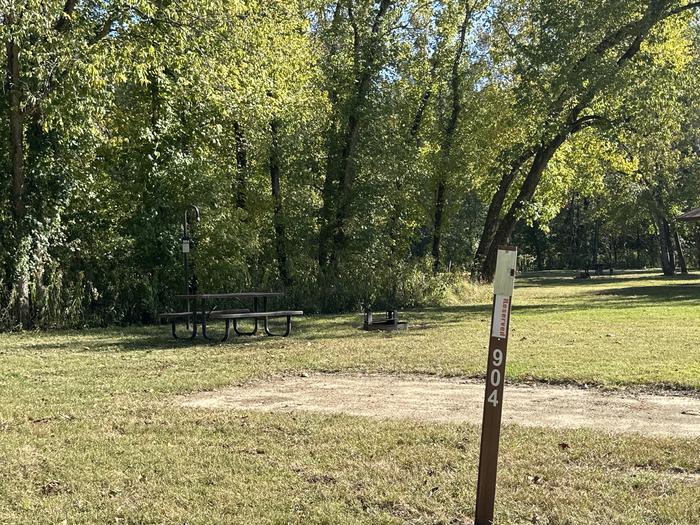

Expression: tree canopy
xmin=2 ymin=0 xmax=700 ymax=328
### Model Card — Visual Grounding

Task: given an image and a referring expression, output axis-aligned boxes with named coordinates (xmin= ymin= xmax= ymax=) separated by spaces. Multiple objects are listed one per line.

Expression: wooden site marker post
xmin=475 ymin=245 xmax=517 ymax=525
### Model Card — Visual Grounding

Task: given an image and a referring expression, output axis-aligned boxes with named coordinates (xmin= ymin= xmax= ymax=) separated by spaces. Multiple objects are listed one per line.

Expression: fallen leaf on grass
xmin=40 ymin=480 xmax=71 ymax=496
xmin=527 ymin=474 xmax=544 ymax=485
xmin=30 ymin=416 xmax=53 ymax=424
xmin=240 ymin=448 xmax=266 ymax=455
xmin=306 ymin=474 xmax=336 ymax=485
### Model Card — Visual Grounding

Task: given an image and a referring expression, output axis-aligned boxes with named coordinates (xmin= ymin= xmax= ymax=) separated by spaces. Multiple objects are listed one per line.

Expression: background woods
xmin=2 ymin=0 xmax=700 ymax=328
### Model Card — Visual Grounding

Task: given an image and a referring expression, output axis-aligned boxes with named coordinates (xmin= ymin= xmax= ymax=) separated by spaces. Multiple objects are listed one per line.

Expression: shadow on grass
xmin=597 ymin=283 xmax=700 ymax=303
xmin=516 ymin=271 xmax=696 ymax=289
xmin=96 ymin=286 xmax=700 ymax=349
xmin=6 ymin=272 xmax=698 ymax=353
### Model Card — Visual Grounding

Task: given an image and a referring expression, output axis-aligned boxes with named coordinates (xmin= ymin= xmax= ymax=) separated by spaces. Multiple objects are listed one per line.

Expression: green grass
xmin=0 ymin=270 xmax=698 ymax=524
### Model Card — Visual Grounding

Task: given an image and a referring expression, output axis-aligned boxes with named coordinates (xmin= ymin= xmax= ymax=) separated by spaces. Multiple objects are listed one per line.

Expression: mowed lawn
xmin=0 ymin=271 xmax=698 ymax=524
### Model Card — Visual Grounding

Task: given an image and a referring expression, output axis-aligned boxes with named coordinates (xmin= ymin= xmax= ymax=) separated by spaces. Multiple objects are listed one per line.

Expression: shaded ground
xmin=179 ymin=373 xmax=700 ymax=438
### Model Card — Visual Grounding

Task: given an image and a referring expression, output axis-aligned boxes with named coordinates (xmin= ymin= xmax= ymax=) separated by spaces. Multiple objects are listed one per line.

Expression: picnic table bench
xmin=210 ymin=310 xmax=304 ymax=338
xmin=160 ymin=292 xmax=302 ymax=342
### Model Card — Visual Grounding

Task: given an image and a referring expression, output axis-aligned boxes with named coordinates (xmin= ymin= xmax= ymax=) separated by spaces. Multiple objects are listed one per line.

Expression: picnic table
xmin=160 ymin=292 xmax=302 ymax=342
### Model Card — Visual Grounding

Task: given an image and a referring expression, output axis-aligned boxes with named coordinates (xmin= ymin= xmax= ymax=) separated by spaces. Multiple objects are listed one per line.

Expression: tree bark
xmin=674 ymin=230 xmax=688 ymax=275
xmin=663 ymin=217 xmax=675 ymax=270
xmin=658 ymin=217 xmax=675 ymax=276
xmin=234 ymin=121 xmax=248 ymax=210
xmin=647 ymin=195 xmax=675 ymax=276
xmin=471 ymin=148 xmax=534 ymax=278
xmin=270 ymin=118 xmax=290 ymax=287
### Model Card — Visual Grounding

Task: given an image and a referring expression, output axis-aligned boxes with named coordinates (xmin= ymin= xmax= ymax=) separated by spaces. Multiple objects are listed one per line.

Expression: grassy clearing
xmin=0 ymin=270 xmax=698 ymax=523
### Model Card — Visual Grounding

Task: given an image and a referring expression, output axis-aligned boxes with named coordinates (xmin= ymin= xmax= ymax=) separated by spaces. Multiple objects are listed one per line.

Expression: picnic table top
xmin=175 ymin=292 xmax=284 ymax=300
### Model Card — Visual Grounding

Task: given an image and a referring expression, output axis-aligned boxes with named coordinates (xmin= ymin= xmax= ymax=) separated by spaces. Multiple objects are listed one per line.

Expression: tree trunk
xmin=471 ymin=148 xmax=534 ymax=278
xmin=6 ymin=36 xmax=30 ymax=326
xmin=431 ymin=0 xmax=471 ymax=272
xmin=270 ymin=118 xmax=290 ymax=287
xmin=479 ymin=132 xmax=567 ymax=280
xmin=647 ymin=200 xmax=675 ymax=276
xmin=7 ymin=39 xmax=24 ymax=223
xmin=662 ymin=217 xmax=675 ymax=271
xmin=695 ymin=227 xmax=700 ymax=270
xmin=432 ymin=180 xmax=446 ymax=271
xmin=318 ymin=0 xmax=393 ymax=272
xmin=234 ymin=121 xmax=248 ymax=210
xmin=593 ymin=221 xmax=600 ymax=268
xmin=532 ymin=226 xmax=544 ymax=270
xmin=674 ymin=230 xmax=688 ymax=275
xmin=658 ymin=221 xmax=674 ymax=276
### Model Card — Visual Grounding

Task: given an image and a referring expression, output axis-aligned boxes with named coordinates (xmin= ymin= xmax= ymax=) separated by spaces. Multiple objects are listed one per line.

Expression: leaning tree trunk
xmin=650 ymin=209 xmax=675 ymax=277
xmin=673 ymin=230 xmax=688 ymax=275
xmin=479 ymin=132 xmax=567 ymax=280
xmin=471 ymin=148 xmax=534 ymax=279
xmin=472 ymin=0 xmax=681 ymax=281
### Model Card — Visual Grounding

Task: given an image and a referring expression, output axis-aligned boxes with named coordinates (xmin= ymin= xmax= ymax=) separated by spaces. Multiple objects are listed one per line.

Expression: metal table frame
xmin=171 ymin=292 xmax=283 ymax=341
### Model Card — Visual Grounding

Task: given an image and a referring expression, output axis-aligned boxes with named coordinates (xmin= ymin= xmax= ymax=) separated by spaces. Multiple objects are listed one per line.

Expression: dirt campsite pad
xmin=179 ymin=374 xmax=700 ymax=438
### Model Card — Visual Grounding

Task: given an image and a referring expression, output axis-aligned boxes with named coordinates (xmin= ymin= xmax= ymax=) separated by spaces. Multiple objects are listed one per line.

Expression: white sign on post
xmin=490 ymin=247 xmax=516 ymax=340
xmin=182 ymin=239 xmax=190 ymax=253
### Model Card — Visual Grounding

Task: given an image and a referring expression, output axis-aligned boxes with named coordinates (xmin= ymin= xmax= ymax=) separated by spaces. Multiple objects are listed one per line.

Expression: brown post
xmin=475 ymin=245 xmax=517 ymax=525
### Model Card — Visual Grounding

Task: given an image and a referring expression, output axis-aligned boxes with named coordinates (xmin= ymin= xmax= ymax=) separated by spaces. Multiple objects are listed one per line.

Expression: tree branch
xmin=667 ymin=1 xmax=700 ymax=16
xmin=570 ymin=114 xmax=611 ymax=133
xmin=89 ymin=13 xmax=118 ymax=44
xmin=346 ymin=0 xmax=361 ymax=70
xmin=54 ymin=0 xmax=77 ymax=32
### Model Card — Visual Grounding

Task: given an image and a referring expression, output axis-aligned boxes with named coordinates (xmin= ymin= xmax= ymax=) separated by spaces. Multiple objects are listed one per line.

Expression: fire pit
xmin=363 ymin=310 xmax=408 ymax=331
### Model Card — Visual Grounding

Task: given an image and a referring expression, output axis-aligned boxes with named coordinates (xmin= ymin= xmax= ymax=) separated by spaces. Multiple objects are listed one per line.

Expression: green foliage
xmin=1 ymin=1 xmax=699 ymax=328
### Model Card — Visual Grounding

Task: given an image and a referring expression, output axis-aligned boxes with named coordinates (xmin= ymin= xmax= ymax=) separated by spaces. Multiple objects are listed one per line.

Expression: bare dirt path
xmin=178 ymin=374 xmax=700 ymax=438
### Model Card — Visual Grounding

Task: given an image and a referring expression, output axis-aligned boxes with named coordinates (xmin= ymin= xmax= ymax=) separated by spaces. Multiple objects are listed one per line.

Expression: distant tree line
xmin=1 ymin=0 xmax=700 ymax=328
